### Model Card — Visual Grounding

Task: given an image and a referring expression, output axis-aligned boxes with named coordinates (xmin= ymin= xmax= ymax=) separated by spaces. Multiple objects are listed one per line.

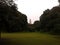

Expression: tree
xmin=40 ymin=9 xmax=50 ymax=32
xmin=33 ymin=21 xmax=40 ymax=31
xmin=0 ymin=0 xmax=28 ymax=32
xmin=0 ymin=0 xmax=15 ymax=6
xmin=39 ymin=6 xmax=60 ymax=34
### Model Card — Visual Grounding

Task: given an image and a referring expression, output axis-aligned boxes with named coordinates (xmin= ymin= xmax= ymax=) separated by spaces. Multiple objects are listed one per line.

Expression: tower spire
xmin=29 ymin=19 xmax=31 ymax=24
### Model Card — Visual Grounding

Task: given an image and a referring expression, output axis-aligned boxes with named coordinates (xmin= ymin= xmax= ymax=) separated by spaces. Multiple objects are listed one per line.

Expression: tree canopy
xmin=39 ymin=6 xmax=60 ymax=34
xmin=0 ymin=0 xmax=28 ymax=32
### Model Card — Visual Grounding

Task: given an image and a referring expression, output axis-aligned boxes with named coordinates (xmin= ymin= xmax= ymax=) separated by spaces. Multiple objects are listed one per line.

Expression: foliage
xmin=33 ymin=21 xmax=40 ymax=31
xmin=0 ymin=0 xmax=28 ymax=32
xmin=39 ymin=6 xmax=60 ymax=34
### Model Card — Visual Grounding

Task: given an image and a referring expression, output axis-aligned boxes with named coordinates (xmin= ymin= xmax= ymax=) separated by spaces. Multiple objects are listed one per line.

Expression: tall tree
xmin=0 ymin=0 xmax=28 ymax=32
xmin=39 ymin=6 xmax=60 ymax=34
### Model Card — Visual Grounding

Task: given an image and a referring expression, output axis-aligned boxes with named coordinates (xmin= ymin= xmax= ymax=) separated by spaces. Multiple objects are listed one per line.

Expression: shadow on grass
xmin=0 ymin=38 xmax=11 ymax=45
xmin=0 ymin=38 xmax=22 ymax=45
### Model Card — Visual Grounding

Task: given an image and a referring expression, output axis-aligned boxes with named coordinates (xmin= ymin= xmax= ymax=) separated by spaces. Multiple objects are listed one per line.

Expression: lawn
xmin=1 ymin=32 xmax=60 ymax=45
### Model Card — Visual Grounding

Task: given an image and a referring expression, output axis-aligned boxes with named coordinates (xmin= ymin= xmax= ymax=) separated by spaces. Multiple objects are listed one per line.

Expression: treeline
xmin=40 ymin=7 xmax=60 ymax=34
xmin=28 ymin=6 xmax=60 ymax=35
xmin=0 ymin=0 xmax=27 ymax=32
xmin=34 ymin=6 xmax=60 ymax=35
xmin=0 ymin=0 xmax=60 ymax=35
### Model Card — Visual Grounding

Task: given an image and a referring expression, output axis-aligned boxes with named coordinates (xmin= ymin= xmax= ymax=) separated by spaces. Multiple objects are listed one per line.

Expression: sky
xmin=15 ymin=0 xmax=59 ymax=24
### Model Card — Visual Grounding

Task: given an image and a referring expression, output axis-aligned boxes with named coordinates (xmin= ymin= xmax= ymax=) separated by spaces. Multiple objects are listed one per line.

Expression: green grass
xmin=1 ymin=32 xmax=60 ymax=45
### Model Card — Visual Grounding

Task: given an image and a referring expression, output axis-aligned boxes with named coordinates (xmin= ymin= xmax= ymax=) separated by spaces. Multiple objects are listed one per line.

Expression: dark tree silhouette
xmin=0 ymin=0 xmax=28 ymax=32
xmin=39 ymin=6 xmax=60 ymax=34
xmin=0 ymin=0 xmax=15 ymax=6
xmin=33 ymin=21 xmax=40 ymax=31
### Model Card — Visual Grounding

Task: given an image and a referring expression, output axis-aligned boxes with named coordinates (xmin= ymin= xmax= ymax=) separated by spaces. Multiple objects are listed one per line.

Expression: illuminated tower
xmin=29 ymin=19 xmax=31 ymax=24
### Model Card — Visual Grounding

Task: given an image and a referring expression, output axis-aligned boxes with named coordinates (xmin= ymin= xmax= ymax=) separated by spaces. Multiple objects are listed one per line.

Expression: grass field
xmin=1 ymin=32 xmax=60 ymax=45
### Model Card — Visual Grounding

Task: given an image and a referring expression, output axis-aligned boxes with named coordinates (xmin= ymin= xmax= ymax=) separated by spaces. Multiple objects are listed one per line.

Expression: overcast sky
xmin=15 ymin=0 xmax=59 ymax=24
